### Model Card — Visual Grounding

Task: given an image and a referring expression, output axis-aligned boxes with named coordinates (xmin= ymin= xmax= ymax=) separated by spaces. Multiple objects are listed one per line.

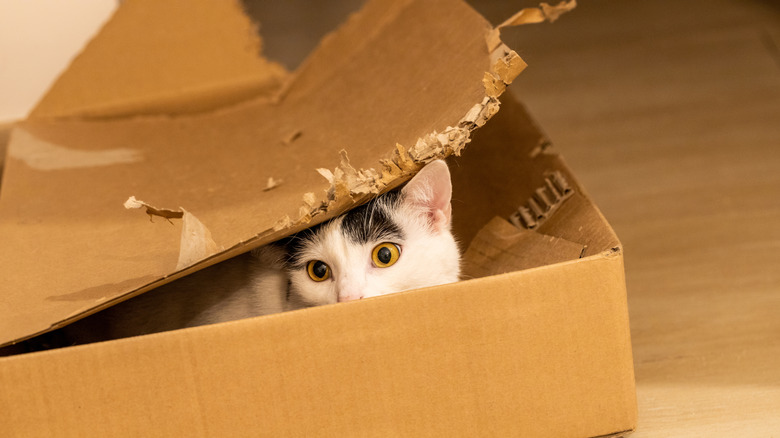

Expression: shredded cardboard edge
xmin=292 ymin=94 xmax=500 ymax=228
xmin=280 ymin=1 xmax=576 ymax=237
xmin=125 ymin=1 xmax=571 ymax=272
xmin=486 ymin=0 xmax=577 ymax=53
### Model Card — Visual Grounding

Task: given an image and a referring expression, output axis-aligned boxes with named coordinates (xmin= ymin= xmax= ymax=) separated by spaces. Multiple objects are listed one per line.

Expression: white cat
xmin=62 ymin=160 xmax=460 ymax=344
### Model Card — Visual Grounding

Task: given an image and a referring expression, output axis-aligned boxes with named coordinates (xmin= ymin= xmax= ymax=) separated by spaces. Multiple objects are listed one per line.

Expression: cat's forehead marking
xmin=339 ymin=191 xmax=404 ymax=245
xmin=284 ymin=191 xmax=404 ymax=268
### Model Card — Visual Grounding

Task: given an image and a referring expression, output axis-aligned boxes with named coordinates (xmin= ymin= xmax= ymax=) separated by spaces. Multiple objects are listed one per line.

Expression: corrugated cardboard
xmin=0 ymin=0 xmax=636 ymax=436
xmin=0 ymin=0 xmax=530 ymax=346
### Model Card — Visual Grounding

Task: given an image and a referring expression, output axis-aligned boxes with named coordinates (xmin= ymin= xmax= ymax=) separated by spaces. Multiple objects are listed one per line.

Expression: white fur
xmin=288 ymin=160 xmax=460 ymax=305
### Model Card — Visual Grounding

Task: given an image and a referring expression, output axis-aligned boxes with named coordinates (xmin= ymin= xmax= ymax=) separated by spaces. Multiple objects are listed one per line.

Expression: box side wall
xmin=0 ymin=252 xmax=636 ymax=437
xmin=452 ymin=93 xmax=621 ymax=256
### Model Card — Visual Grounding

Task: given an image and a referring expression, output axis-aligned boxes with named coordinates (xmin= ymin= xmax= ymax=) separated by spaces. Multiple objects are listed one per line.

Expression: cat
xmin=60 ymin=159 xmax=460 ymax=344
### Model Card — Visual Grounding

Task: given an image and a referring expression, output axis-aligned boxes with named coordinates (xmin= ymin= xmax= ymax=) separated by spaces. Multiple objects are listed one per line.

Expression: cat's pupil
xmin=377 ymin=247 xmax=392 ymax=264
xmin=312 ymin=261 xmax=328 ymax=278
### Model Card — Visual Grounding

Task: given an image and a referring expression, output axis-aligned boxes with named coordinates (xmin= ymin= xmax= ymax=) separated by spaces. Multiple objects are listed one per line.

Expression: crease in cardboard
xmin=593 ymin=430 xmax=634 ymax=438
xmin=46 ymin=275 xmax=158 ymax=303
xmin=44 ymin=76 xmax=287 ymax=121
xmin=9 ymin=128 xmax=142 ymax=171
xmin=509 ymin=171 xmax=574 ymax=230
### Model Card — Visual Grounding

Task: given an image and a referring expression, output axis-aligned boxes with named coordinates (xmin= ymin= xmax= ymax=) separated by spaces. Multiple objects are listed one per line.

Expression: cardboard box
xmin=0 ymin=122 xmax=11 ymax=179
xmin=0 ymin=0 xmax=636 ymax=436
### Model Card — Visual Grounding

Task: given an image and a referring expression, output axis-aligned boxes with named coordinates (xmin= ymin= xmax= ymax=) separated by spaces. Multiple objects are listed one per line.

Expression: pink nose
xmin=338 ymin=293 xmax=363 ymax=302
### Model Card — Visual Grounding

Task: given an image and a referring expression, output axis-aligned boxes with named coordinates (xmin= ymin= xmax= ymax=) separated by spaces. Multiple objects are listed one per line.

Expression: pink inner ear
xmin=401 ymin=160 xmax=452 ymax=231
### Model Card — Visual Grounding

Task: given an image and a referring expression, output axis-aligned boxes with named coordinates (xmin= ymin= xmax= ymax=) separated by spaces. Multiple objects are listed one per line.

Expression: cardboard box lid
xmin=0 ymin=0 xmax=576 ymax=347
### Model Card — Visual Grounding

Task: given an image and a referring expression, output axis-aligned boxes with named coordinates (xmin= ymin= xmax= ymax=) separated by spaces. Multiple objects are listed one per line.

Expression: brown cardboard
xmin=462 ymin=216 xmax=585 ymax=279
xmin=0 ymin=0 xmax=523 ymax=346
xmin=0 ymin=0 xmax=635 ymax=436
xmin=0 ymin=94 xmax=635 ymax=437
xmin=0 ymin=250 xmax=633 ymax=437
xmin=30 ymin=0 xmax=288 ymax=119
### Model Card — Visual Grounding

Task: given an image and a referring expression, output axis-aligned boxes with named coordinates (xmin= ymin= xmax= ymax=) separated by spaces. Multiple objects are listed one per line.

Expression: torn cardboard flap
xmin=123 ymin=197 xmax=220 ymax=270
xmin=123 ymin=196 xmax=184 ymax=222
xmin=480 ymin=1 xmax=578 ymax=98
xmin=462 ymin=216 xmax=584 ymax=279
xmin=176 ymin=209 xmax=221 ymax=270
xmin=0 ymin=0 xmax=574 ymax=347
xmin=486 ymin=0 xmax=577 ymax=53
xmin=448 ymin=88 xmax=619 ymax=255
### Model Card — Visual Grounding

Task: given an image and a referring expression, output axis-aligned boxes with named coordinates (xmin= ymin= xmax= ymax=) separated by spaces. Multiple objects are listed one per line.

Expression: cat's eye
xmin=306 ymin=260 xmax=331 ymax=282
xmin=371 ymin=242 xmax=401 ymax=268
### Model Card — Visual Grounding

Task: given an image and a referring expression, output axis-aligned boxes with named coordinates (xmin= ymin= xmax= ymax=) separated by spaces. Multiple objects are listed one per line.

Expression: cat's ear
xmin=401 ymin=160 xmax=452 ymax=233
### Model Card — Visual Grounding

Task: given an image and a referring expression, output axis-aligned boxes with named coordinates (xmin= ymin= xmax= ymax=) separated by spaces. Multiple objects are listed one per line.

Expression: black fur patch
xmin=339 ymin=190 xmax=403 ymax=245
xmin=282 ymin=230 xmax=319 ymax=269
xmin=281 ymin=190 xmax=404 ymax=268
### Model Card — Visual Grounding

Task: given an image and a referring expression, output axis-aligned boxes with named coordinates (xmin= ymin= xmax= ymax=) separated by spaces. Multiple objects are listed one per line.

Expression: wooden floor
xmin=486 ymin=0 xmax=780 ymax=435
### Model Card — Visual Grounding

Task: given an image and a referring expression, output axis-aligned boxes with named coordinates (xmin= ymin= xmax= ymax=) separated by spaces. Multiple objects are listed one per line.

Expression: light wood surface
xmin=492 ymin=0 xmax=780 ymax=435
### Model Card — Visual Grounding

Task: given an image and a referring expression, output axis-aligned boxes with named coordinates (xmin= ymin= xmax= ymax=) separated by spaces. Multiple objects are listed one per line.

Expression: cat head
xmin=284 ymin=159 xmax=460 ymax=307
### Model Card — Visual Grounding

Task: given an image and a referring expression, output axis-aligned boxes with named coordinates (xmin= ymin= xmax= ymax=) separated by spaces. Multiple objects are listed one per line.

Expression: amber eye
xmin=372 ymin=242 xmax=401 ymax=268
xmin=307 ymin=260 xmax=331 ymax=282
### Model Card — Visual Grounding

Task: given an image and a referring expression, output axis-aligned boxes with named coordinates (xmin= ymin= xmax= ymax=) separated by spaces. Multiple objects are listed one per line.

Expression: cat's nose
xmin=338 ymin=292 xmax=364 ymax=302
xmin=337 ymin=275 xmax=364 ymax=302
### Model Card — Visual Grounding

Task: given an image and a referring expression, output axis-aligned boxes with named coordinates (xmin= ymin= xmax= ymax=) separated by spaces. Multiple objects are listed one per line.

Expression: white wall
xmin=0 ymin=1 xmax=117 ymax=122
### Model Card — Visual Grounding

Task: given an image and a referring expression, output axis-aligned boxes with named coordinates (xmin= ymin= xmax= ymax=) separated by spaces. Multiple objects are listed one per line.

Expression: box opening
xmin=1 ymin=92 xmax=620 ymax=357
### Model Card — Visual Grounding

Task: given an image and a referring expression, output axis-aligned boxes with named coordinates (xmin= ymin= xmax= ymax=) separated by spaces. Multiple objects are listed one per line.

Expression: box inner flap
xmin=30 ymin=0 xmax=288 ymax=119
xmin=462 ymin=216 xmax=585 ymax=279
xmin=450 ymin=92 xmax=620 ymax=261
xmin=0 ymin=0 xmax=549 ymax=347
